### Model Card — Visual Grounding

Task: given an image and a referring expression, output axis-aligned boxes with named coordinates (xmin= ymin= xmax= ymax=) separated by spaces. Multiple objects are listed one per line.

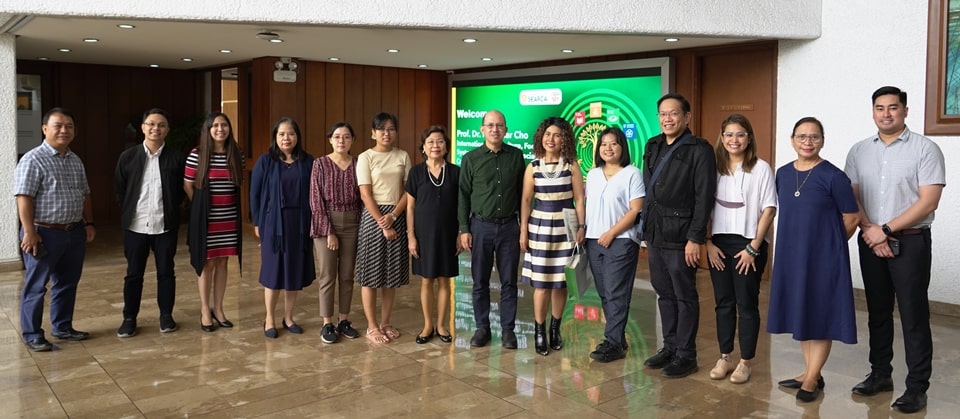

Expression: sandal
xmin=366 ymin=328 xmax=390 ymax=344
xmin=380 ymin=324 xmax=400 ymax=340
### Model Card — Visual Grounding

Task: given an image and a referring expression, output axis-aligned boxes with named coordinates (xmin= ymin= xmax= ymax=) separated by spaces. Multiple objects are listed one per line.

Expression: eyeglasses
xmin=722 ymin=132 xmax=748 ymax=140
xmin=424 ymin=139 xmax=446 ymax=146
xmin=658 ymin=111 xmax=684 ymax=119
xmin=793 ymin=134 xmax=823 ymax=144
xmin=482 ymin=123 xmax=506 ymax=130
xmin=331 ymin=134 xmax=353 ymax=140
xmin=143 ymin=122 xmax=169 ymax=129
xmin=376 ymin=127 xmax=397 ymax=133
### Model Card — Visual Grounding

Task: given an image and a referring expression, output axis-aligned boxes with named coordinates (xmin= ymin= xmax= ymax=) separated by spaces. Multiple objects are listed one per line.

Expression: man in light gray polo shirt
xmin=844 ymin=86 xmax=945 ymax=414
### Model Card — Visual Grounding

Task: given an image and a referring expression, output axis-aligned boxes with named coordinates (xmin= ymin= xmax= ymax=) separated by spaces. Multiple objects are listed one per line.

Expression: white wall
xmin=777 ymin=1 xmax=959 ymax=305
xmin=0 ymin=32 xmax=20 ymax=263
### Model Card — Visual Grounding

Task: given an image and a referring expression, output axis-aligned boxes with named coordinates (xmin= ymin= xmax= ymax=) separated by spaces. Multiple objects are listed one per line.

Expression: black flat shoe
xmin=437 ymin=331 xmax=452 ymax=343
xmin=415 ymin=329 xmax=435 ymax=344
xmin=264 ymin=327 xmax=278 ymax=339
xmin=779 ymin=376 xmax=825 ymax=389
xmin=25 ymin=337 xmax=53 ymax=352
xmin=282 ymin=320 xmax=303 ymax=334
xmin=211 ymin=310 xmax=233 ymax=328
xmin=51 ymin=328 xmax=90 ymax=341
xmin=796 ymin=385 xmax=821 ymax=402
xmin=200 ymin=322 xmax=216 ymax=332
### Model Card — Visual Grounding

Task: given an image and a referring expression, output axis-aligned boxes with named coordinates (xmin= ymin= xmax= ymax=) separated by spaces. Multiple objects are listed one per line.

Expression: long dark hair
xmin=533 ymin=117 xmax=576 ymax=162
xmin=195 ymin=112 xmax=243 ymax=189
xmin=268 ymin=117 xmax=306 ymax=161
xmin=715 ymin=114 xmax=759 ymax=175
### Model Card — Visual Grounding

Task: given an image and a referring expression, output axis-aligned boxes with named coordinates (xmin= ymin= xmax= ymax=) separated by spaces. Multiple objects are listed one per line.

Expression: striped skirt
xmin=356 ymin=205 xmax=410 ymax=288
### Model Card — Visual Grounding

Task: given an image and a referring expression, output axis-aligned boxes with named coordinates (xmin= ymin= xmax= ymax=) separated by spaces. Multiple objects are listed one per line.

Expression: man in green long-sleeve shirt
xmin=458 ymin=110 xmax=525 ymax=349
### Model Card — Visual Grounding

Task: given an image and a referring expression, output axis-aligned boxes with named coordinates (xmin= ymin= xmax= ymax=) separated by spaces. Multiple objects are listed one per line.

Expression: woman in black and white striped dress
xmin=520 ymin=117 xmax=585 ymax=356
xmin=355 ymin=112 xmax=412 ymax=344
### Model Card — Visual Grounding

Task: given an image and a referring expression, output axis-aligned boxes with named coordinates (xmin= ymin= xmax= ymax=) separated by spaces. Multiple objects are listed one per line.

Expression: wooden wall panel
xmin=397 ymin=69 xmax=417 ymax=159
xmin=344 ymin=64 xmax=366 ymax=150
xmin=304 ymin=62 xmax=327 ymax=157
xmin=15 ymin=60 xmax=203 ymax=225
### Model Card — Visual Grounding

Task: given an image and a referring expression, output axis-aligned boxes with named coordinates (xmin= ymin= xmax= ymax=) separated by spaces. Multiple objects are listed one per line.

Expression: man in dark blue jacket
xmin=114 ymin=108 xmax=186 ymax=337
xmin=640 ymin=94 xmax=716 ymax=378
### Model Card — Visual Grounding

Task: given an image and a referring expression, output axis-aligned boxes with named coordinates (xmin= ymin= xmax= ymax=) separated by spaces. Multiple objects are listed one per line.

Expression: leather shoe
xmin=892 ymin=389 xmax=927 ymax=413
xmin=851 ymin=373 xmax=893 ymax=396
xmin=200 ymin=322 xmax=216 ymax=333
xmin=470 ymin=328 xmax=491 ymax=347
xmin=211 ymin=310 xmax=233 ymax=328
xmin=415 ymin=329 xmax=435 ymax=344
xmin=643 ymin=348 xmax=675 ymax=369
xmin=796 ymin=385 xmax=821 ymax=402
xmin=25 ymin=337 xmax=53 ymax=352
xmin=501 ymin=329 xmax=518 ymax=349
xmin=264 ymin=327 xmax=278 ymax=339
xmin=661 ymin=356 xmax=698 ymax=378
xmin=437 ymin=331 xmax=452 ymax=343
xmin=51 ymin=328 xmax=89 ymax=341
xmin=779 ymin=376 xmax=825 ymax=390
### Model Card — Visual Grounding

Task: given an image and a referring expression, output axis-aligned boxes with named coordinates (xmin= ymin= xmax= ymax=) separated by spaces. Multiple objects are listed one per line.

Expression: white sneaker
xmin=709 ymin=355 xmax=735 ymax=380
xmin=729 ymin=362 xmax=751 ymax=384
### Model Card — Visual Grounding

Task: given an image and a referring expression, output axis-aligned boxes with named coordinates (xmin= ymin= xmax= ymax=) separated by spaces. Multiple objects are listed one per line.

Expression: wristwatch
xmin=881 ymin=224 xmax=892 ymax=236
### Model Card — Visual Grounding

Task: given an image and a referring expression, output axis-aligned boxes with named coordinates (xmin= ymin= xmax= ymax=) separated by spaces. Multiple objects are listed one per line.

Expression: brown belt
xmin=34 ymin=222 xmax=82 ymax=231
xmin=896 ymin=228 xmax=929 ymax=236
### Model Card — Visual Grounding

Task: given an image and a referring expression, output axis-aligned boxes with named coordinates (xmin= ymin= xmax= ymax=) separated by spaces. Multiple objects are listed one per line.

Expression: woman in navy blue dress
xmin=766 ymin=117 xmax=860 ymax=402
xmin=251 ymin=118 xmax=316 ymax=339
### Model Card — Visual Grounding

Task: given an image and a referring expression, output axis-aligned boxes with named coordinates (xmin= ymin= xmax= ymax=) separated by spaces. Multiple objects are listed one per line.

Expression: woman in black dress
xmin=406 ymin=126 xmax=460 ymax=344
xmin=250 ymin=118 xmax=316 ymax=339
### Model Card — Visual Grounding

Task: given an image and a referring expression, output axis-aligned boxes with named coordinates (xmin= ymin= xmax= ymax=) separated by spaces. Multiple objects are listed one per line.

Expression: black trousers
xmin=123 ymin=229 xmax=179 ymax=319
xmin=708 ymin=234 xmax=767 ymax=360
xmin=856 ymin=230 xmax=932 ymax=392
xmin=470 ymin=218 xmax=520 ymax=332
xmin=648 ymin=246 xmax=700 ymax=359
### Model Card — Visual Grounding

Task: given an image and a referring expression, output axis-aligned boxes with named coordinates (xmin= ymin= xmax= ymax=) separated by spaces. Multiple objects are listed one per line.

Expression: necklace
xmin=794 ymin=159 xmax=820 ymax=197
xmin=427 ymin=163 xmax=445 ymax=187
xmin=540 ymin=158 xmax=564 ymax=179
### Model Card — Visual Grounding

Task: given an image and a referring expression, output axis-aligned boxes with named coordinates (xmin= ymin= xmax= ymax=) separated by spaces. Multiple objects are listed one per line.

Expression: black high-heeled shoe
xmin=416 ymin=329 xmax=435 ymax=344
xmin=534 ymin=322 xmax=549 ymax=356
xmin=437 ymin=330 xmax=452 ymax=343
xmin=211 ymin=310 xmax=233 ymax=328
xmin=200 ymin=321 xmax=216 ymax=333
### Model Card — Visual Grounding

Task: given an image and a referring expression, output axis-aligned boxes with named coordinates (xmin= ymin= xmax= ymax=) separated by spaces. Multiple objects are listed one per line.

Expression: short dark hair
xmin=43 ymin=107 xmax=75 ymax=125
xmin=872 ymin=86 xmax=907 ymax=107
xmin=268 ymin=117 xmax=307 ymax=161
xmin=326 ymin=121 xmax=355 ymax=139
xmin=419 ymin=125 xmax=450 ymax=160
xmin=594 ymin=127 xmax=632 ymax=168
xmin=371 ymin=112 xmax=398 ymax=132
xmin=792 ymin=116 xmax=825 ymax=137
xmin=142 ymin=108 xmax=170 ymax=123
xmin=657 ymin=93 xmax=691 ymax=113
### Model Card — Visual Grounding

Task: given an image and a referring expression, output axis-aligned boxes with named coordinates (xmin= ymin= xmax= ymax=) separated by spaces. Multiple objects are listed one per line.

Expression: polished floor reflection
xmin=1 ymin=226 xmax=957 ymax=418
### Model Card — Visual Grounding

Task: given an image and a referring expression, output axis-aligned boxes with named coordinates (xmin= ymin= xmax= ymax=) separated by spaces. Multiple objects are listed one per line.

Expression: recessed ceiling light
xmin=117 ymin=24 xmax=135 ymax=29
xmin=463 ymin=38 xmax=477 ymax=43
xmin=481 ymin=57 xmax=493 ymax=61
xmin=83 ymin=38 xmax=99 ymax=43
xmin=269 ymin=38 xmax=283 ymax=43
xmin=37 ymin=57 xmax=48 ymax=60
xmin=664 ymin=38 xmax=679 ymax=42
xmin=149 ymin=64 xmax=159 ymax=68
xmin=387 ymin=49 xmax=399 ymax=53
xmin=561 ymin=49 xmax=574 ymax=53
xmin=182 ymin=58 xmax=193 ymax=62
xmin=58 ymin=48 xmax=71 ymax=53
xmin=417 ymin=64 xmax=428 ymax=68
xmin=219 ymin=49 xmax=232 ymax=53
xmin=328 ymin=57 xmax=340 ymax=61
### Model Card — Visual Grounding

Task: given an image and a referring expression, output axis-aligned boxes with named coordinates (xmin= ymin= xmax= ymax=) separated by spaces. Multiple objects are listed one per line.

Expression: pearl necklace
xmin=540 ymin=158 xmax=564 ymax=179
xmin=427 ymin=163 xmax=445 ymax=187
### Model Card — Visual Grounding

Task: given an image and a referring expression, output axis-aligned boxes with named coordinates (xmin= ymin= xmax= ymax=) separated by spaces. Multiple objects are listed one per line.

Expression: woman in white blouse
xmin=584 ymin=127 xmax=645 ymax=363
xmin=705 ymin=114 xmax=777 ymax=383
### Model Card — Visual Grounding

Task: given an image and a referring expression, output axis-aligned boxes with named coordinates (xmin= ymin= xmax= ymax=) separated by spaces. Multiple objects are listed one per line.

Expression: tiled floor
xmin=0 ymin=226 xmax=957 ymax=418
